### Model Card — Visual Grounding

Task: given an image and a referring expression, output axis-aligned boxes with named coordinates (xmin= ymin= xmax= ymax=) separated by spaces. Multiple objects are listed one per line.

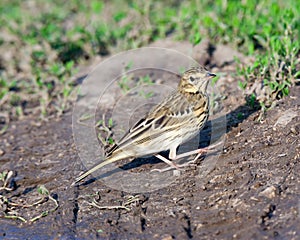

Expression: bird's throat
xmin=179 ymin=84 xmax=198 ymax=94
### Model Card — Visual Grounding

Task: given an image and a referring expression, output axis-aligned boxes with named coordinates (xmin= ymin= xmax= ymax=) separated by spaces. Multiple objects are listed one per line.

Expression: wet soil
xmin=0 ymin=44 xmax=299 ymax=239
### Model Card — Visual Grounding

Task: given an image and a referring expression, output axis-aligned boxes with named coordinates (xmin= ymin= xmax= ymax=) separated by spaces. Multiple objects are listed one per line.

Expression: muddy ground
xmin=0 ymin=42 xmax=299 ymax=239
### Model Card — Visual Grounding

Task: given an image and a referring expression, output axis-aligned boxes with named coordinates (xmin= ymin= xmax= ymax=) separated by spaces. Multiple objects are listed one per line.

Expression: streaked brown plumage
xmin=73 ymin=66 xmax=216 ymax=185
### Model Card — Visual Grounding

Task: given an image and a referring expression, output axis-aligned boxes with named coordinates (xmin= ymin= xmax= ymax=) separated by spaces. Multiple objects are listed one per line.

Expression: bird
xmin=73 ymin=66 xmax=216 ymax=185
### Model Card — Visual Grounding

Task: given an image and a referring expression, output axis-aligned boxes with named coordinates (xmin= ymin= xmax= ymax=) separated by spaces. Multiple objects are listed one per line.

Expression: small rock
xmin=196 ymin=223 xmax=204 ymax=231
xmin=259 ymin=186 xmax=277 ymax=199
xmin=173 ymin=169 xmax=181 ymax=176
xmin=161 ymin=234 xmax=174 ymax=240
xmin=0 ymin=149 xmax=4 ymax=156
xmin=290 ymin=124 xmax=300 ymax=135
xmin=278 ymin=153 xmax=287 ymax=157
xmin=274 ymin=109 xmax=298 ymax=127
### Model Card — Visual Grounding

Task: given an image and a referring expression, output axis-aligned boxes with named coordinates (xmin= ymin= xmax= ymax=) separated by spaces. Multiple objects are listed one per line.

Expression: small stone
xmin=161 ymin=234 xmax=173 ymax=240
xmin=173 ymin=169 xmax=181 ymax=176
xmin=196 ymin=223 xmax=204 ymax=230
xmin=278 ymin=153 xmax=287 ymax=157
xmin=259 ymin=186 xmax=277 ymax=199
xmin=274 ymin=109 xmax=298 ymax=127
xmin=290 ymin=124 xmax=300 ymax=135
xmin=0 ymin=149 xmax=4 ymax=156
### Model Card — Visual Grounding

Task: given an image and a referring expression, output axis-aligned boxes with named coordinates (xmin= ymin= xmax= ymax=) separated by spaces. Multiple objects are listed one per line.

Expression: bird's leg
xmin=172 ymin=141 xmax=222 ymax=160
xmin=152 ymin=149 xmax=208 ymax=172
xmin=151 ymin=142 xmax=222 ymax=172
xmin=171 ymin=148 xmax=209 ymax=160
xmin=153 ymin=154 xmax=180 ymax=170
xmin=170 ymin=151 xmax=205 ymax=169
xmin=176 ymin=141 xmax=223 ymax=165
xmin=173 ymin=141 xmax=223 ymax=168
xmin=151 ymin=146 xmax=180 ymax=172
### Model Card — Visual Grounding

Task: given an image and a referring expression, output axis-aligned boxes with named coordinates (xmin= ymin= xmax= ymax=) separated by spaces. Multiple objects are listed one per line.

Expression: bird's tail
xmin=72 ymin=154 xmax=126 ymax=186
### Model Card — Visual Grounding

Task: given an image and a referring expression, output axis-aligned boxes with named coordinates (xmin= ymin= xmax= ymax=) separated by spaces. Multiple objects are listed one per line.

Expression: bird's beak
xmin=207 ymin=72 xmax=216 ymax=78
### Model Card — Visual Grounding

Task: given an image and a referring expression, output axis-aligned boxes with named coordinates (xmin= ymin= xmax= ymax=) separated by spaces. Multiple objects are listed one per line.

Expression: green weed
xmin=236 ymin=7 xmax=299 ymax=113
xmin=0 ymin=0 xmax=299 ymax=120
xmin=96 ymin=115 xmax=115 ymax=147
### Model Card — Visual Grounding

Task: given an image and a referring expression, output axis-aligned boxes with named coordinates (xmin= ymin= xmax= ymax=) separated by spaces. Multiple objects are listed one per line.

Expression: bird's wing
xmin=106 ymin=92 xmax=197 ymax=157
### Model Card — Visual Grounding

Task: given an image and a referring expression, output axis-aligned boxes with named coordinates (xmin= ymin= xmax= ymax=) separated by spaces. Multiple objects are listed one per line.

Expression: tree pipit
xmin=73 ymin=67 xmax=216 ymax=185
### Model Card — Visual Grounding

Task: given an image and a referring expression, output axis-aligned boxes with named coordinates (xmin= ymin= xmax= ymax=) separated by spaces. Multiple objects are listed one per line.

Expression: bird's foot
xmin=151 ymin=151 xmax=204 ymax=173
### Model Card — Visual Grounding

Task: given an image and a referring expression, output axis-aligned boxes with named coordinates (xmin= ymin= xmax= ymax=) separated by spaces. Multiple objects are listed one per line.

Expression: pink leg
xmin=151 ymin=151 xmax=206 ymax=173
xmin=153 ymin=154 xmax=180 ymax=170
xmin=172 ymin=147 xmax=209 ymax=160
xmin=172 ymin=141 xmax=222 ymax=160
xmin=151 ymin=142 xmax=222 ymax=173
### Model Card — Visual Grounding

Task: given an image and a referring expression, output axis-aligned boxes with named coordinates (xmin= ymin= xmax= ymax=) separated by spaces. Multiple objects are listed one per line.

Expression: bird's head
xmin=178 ymin=67 xmax=216 ymax=94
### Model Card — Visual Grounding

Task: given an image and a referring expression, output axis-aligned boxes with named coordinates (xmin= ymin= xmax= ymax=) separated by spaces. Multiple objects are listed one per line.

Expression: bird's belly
xmin=132 ymin=127 xmax=199 ymax=157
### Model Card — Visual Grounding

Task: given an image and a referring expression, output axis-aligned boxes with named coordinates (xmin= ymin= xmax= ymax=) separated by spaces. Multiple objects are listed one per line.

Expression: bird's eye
xmin=189 ymin=76 xmax=195 ymax=82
